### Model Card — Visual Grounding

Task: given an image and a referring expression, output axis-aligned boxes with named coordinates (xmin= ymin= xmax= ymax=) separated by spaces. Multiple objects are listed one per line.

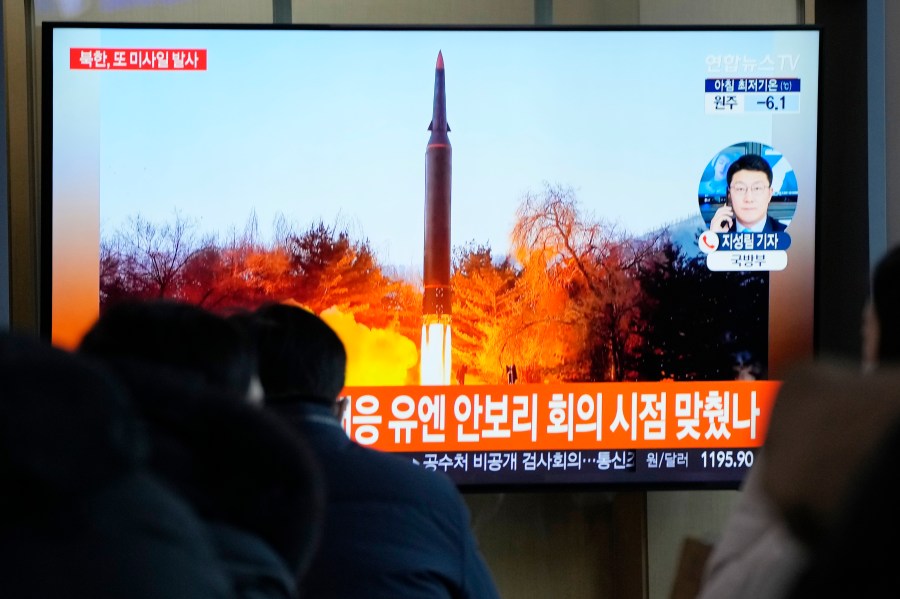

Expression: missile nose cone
xmin=429 ymin=50 xmax=449 ymax=134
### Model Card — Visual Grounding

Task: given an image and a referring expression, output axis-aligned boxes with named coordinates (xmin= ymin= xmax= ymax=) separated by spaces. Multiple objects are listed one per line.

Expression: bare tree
xmin=102 ymin=211 xmax=211 ymax=302
xmin=511 ymin=183 xmax=666 ymax=381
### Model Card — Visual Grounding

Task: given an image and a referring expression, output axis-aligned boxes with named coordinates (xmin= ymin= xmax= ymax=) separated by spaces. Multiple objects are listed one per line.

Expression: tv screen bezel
xmin=40 ymin=21 xmax=822 ymax=492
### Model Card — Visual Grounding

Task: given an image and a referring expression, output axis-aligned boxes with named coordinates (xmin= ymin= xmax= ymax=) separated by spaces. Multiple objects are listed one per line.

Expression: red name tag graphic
xmin=69 ymin=48 xmax=207 ymax=70
xmin=340 ymin=381 xmax=781 ymax=452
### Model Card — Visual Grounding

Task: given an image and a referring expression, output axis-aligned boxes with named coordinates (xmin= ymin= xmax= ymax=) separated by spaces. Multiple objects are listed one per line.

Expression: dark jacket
xmin=96 ymin=360 xmax=325 ymax=598
xmin=0 ymin=332 xmax=235 ymax=599
xmin=729 ymin=215 xmax=787 ymax=233
xmin=268 ymin=400 xmax=501 ymax=599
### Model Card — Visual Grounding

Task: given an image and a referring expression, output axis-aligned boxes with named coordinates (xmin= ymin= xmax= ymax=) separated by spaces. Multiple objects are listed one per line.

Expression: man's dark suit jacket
xmin=730 ymin=215 xmax=787 ymax=233
xmin=269 ymin=400 xmax=501 ymax=599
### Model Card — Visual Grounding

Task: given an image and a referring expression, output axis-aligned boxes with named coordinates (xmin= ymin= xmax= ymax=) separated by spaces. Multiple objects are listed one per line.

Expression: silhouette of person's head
xmin=0 ymin=331 xmax=145 ymax=499
xmin=863 ymin=244 xmax=900 ymax=370
xmin=76 ymin=298 xmax=325 ymax=585
xmin=0 ymin=331 xmax=235 ymax=599
xmin=78 ymin=298 xmax=261 ymax=401
xmin=250 ymin=302 xmax=347 ymax=407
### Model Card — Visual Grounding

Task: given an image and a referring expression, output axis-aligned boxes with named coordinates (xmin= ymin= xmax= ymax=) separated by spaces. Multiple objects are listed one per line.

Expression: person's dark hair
xmin=251 ymin=303 xmax=347 ymax=404
xmin=76 ymin=300 xmax=326 ymax=580
xmin=0 ymin=331 xmax=146 ymax=500
xmin=872 ymin=244 xmax=900 ymax=362
xmin=726 ymin=153 xmax=773 ymax=187
xmin=78 ymin=299 xmax=256 ymax=396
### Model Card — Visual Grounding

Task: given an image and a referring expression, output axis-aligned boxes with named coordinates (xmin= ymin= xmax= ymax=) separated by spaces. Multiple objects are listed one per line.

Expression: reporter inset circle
xmin=698 ymin=142 xmax=798 ymax=231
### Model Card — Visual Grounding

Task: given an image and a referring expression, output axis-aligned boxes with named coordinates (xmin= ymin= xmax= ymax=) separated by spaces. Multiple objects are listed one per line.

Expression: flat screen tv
xmin=42 ymin=22 xmax=820 ymax=490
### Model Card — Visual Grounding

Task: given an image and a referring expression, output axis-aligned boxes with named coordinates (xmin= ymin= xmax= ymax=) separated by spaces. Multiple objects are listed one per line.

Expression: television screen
xmin=42 ymin=23 xmax=820 ymax=489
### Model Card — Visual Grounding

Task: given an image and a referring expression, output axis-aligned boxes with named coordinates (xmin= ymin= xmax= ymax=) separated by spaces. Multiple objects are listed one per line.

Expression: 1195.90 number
xmin=700 ymin=450 xmax=755 ymax=469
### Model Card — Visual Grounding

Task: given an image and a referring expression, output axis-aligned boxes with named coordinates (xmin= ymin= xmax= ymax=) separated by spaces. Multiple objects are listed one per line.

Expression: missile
xmin=420 ymin=51 xmax=453 ymax=385
xmin=423 ymin=50 xmax=451 ymax=318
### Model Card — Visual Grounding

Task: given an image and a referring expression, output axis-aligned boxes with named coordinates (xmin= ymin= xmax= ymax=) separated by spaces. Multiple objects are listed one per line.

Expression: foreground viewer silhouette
xmin=697 ymin=243 xmax=900 ymax=599
xmin=762 ymin=362 xmax=900 ymax=598
xmin=0 ymin=331 xmax=234 ymax=599
xmin=246 ymin=302 xmax=502 ymax=599
xmin=771 ymin=243 xmax=900 ymax=598
xmin=77 ymin=299 xmax=324 ymax=598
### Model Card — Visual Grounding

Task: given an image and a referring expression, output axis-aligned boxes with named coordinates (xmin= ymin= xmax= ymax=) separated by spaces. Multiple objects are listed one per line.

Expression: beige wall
xmin=4 ymin=0 xmax=36 ymax=332
xmin=639 ymin=0 xmax=803 ymax=25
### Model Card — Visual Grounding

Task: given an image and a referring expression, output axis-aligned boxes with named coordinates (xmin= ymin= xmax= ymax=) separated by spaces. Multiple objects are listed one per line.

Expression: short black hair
xmin=726 ymin=153 xmax=773 ymax=187
xmin=250 ymin=303 xmax=347 ymax=404
xmin=0 ymin=331 xmax=145 ymax=496
xmin=78 ymin=299 xmax=256 ymax=395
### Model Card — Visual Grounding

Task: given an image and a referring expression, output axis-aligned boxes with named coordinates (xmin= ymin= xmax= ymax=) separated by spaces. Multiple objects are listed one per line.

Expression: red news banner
xmin=69 ymin=48 xmax=207 ymax=70
xmin=341 ymin=381 xmax=781 ymax=453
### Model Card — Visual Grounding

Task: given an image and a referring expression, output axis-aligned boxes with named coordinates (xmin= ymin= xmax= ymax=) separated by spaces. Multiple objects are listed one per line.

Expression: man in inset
xmin=709 ymin=153 xmax=787 ymax=234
